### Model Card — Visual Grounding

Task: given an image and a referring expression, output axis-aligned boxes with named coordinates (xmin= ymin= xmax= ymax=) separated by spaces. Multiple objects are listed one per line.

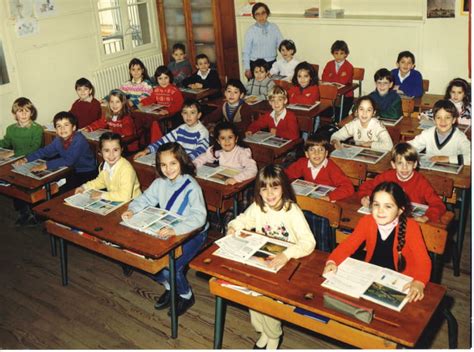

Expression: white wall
xmin=234 ymin=0 xmax=469 ymax=95
xmin=0 ymin=0 xmax=162 ymax=136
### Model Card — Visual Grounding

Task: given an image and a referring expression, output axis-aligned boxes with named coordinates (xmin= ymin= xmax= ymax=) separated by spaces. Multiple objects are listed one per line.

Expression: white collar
xmin=398 ymin=70 xmax=410 ymax=83
xmin=197 ymin=69 xmax=210 ymax=80
xmin=376 ymin=217 xmax=399 ymax=241
xmin=307 ymin=158 xmax=328 ymax=172
xmin=270 ymin=108 xmax=287 ymax=126
xmin=103 ymin=159 xmax=119 ymax=179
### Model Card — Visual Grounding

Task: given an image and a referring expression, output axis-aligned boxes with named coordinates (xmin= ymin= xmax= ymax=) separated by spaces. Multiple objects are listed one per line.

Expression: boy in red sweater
xmin=246 ymin=86 xmax=300 ymax=140
xmin=358 ymin=142 xmax=446 ymax=223
xmin=321 ymin=40 xmax=354 ymax=119
xmin=285 ymin=133 xmax=354 ymax=251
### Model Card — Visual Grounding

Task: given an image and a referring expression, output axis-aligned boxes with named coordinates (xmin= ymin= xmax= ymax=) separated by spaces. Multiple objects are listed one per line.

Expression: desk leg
xmin=430 ymin=253 xmax=443 ymax=284
xmin=338 ymin=95 xmax=345 ymax=123
xmin=442 ymin=302 xmax=458 ymax=349
xmin=454 ymin=188 xmax=470 ymax=276
xmin=45 ymin=182 xmax=52 ymax=200
xmin=59 ymin=238 xmax=68 ymax=286
xmin=169 ymin=249 xmax=178 ymax=339
xmin=233 ymin=195 xmax=239 ymax=219
xmin=214 ymin=296 xmax=227 ymax=349
xmin=50 ymin=235 xmax=57 ymax=257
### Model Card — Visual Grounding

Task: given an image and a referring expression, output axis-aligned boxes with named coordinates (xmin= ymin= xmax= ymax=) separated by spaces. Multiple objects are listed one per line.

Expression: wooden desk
xmin=180 ymin=88 xmax=219 ymax=101
xmin=246 ymin=138 xmax=303 ymax=168
xmin=336 ymin=84 xmax=359 ymax=122
xmin=33 ymin=191 xmax=202 ymax=339
xmin=131 ymin=109 xmax=173 ymax=134
xmin=415 ymin=94 xmax=444 ymax=112
xmin=190 ymin=246 xmax=455 ymax=349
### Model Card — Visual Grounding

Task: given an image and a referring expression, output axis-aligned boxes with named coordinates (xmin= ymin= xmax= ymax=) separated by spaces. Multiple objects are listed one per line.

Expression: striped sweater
xmin=118 ymin=79 xmax=153 ymax=108
xmin=147 ymin=121 xmax=209 ymax=160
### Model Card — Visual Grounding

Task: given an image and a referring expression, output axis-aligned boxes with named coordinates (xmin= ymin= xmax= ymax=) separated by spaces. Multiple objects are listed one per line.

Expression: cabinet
xmin=156 ymin=0 xmax=239 ymax=83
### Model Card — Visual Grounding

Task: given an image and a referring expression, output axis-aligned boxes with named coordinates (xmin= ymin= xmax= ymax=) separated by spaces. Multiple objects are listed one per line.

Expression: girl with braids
xmin=323 ymin=182 xmax=431 ymax=302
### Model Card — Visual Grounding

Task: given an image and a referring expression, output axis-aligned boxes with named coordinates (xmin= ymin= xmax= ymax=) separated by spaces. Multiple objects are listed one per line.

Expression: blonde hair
xmin=11 ymin=97 xmax=37 ymax=121
xmin=268 ymin=85 xmax=288 ymax=101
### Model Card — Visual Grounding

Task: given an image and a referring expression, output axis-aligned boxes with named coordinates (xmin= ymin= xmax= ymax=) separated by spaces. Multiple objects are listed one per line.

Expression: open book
xmin=65 ymin=189 xmax=125 ymax=216
xmin=270 ymin=74 xmax=288 ymax=80
xmin=419 ymin=154 xmax=463 ymax=174
xmin=0 ymin=148 xmax=22 ymax=166
xmin=322 ymin=257 xmax=412 ymax=312
xmin=244 ymin=95 xmax=265 ymax=105
xmin=213 ymin=230 xmax=292 ymax=273
xmin=287 ymin=101 xmax=321 ymax=111
xmin=138 ymin=103 xmax=164 ymax=113
xmin=319 ymin=81 xmax=345 ymax=89
xmin=120 ymin=206 xmax=182 ymax=240
xmin=135 ymin=152 xmax=156 ymax=167
xmin=291 ymin=179 xmax=335 ymax=199
xmin=331 ymin=145 xmax=388 ymax=164
xmin=12 ymin=159 xmax=67 ymax=180
xmin=358 ymin=202 xmax=429 ymax=217
xmin=196 ymin=163 xmax=241 ymax=184
xmin=244 ymin=131 xmax=291 ymax=148
xmin=378 ymin=115 xmax=403 ymax=126
xmin=180 ymin=87 xmax=209 ymax=94
xmin=81 ymin=129 xmax=110 ymax=141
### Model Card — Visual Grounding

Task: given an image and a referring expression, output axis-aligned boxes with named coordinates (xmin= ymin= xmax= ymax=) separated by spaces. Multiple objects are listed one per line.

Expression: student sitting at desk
xmin=409 ymin=99 xmax=471 ymax=165
xmin=369 ymin=68 xmax=402 ymax=121
xmin=391 ymin=51 xmax=423 ymax=98
xmin=204 ymin=79 xmax=253 ymax=135
xmin=70 ymin=78 xmax=102 ymax=129
xmin=16 ymin=111 xmax=97 ymax=192
xmin=227 ymin=164 xmax=315 ymax=349
xmin=122 ymin=142 xmax=208 ymax=316
xmin=167 ymin=43 xmax=193 ymax=88
xmin=324 ymin=182 xmax=431 ymax=303
xmin=246 ymin=85 xmax=300 ymax=141
xmin=285 ymin=133 xmax=354 ymax=251
xmin=134 ymin=99 xmax=209 ymax=161
xmin=75 ymin=132 xmax=141 ymax=202
xmin=358 ymin=143 xmax=446 ymax=223
xmin=288 ymin=61 xmax=320 ymax=105
xmin=1 ymin=97 xmax=43 ymax=226
xmin=245 ymin=59 xmax=275 ymax=101
xmin=269 ymin=39 xmax=299 ymax=82
xmin=182 ymin=53 xmax=222 ymax=94
xmin=117 ymin=58 xmax=153 ymax=109
xmin=140 ymin=65 xmax=184 ymax=117
xmin=330 ymin=96 xmax=393 ymax=151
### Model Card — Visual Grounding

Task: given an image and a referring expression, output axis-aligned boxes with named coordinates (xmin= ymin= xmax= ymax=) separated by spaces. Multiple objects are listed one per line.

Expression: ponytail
xmin=396 ymin=212 xmax=407 ymax=272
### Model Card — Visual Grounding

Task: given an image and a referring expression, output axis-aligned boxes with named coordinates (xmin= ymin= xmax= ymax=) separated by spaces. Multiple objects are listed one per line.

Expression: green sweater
xmin=0 ymin=122 xmax=43 ymax=156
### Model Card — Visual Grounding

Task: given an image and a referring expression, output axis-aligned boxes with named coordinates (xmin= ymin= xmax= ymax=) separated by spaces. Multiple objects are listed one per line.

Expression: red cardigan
xmin=288 ymin=85 xmax=320 ymax=105
xmin=285 ymin=157 xmax=354 ymax=201
xmin=357 ymin=170 xmax=446 ymax=222
xmin=328 ymin=215 xmax=432 ymax=284
xmin=70 ymin=98 xmax=102 ymax=129
xmin=84 ymin=115 xmax=137 ymax=151
xmin=321 ymin=60 xmax=354 ymax=97
xmin=247 ymin=109 xmax=300 ymax=140
xmin=140 ymin=84 xmax=184 ymax=116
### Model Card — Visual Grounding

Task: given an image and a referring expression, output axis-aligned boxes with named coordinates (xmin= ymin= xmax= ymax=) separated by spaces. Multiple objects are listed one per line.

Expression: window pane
xmin=98 ymin=0 xmax=119 ymax=10
xmin=98 ymin=7 xmax=124 ymax=54
xmin=190 ymin=0 xmax=216 ymax=65
xmin=162 ymin=0 xmax=185 ymax=54
xmin=0 ymin=41 xmax=9 ymax=85
xmin=127 ymin=2 xmax=151 ymax=48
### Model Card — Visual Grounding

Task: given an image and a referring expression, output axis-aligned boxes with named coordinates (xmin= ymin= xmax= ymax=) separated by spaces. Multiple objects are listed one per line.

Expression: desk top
xmin=33 ymin=191 xmax=199 ymax=259
xmin=180 ymin=88 xmax=219 ymax=101
xmin=190 ymin=245 xmax=446 ymax=347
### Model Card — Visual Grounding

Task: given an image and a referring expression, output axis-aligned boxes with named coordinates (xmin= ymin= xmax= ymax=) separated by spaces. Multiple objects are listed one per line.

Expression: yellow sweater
xmin=84 ymin=157 xmax=142 ymax=202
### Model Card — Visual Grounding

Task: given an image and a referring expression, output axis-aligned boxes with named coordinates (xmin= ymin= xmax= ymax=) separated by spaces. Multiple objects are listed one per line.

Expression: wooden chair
xmin=296 ymin=194 xmax=342 ymax=250
xmin=401 ymin=97 xmax=416 ymax=118
xmin=423 ymin=173 xmax=454 ymax=201
xmin=330 ymin=158 xmax=368 ymax=187
xmin=319 ymin=84 xmax=339 ymax=123
xmin=310 ymin=63 xmax=319 ymax=78
xmin=422 ymin=79 xmax=430 ymax=94
xmin=273 ymin=79 xmax=292 ymax=91
xmin=352 ymin=67 xmax=365 ymax=96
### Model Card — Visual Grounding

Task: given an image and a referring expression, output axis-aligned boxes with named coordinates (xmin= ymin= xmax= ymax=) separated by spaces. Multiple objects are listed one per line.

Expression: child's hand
xmin=121 ymin=210 xmax=134 ymax=220
xmin=244 ymin=69 xmax=253 ymax=79
xmin=403 ymin=280 xmax=425 ymax=302
xmin=157 ymin=109 xmax=168 ymax=116
xmin=245 ymin=131 xmax=253 ymax=137
xmin=319 ymin=195 xmax=330 ymax=202
xmin=414 ymin=215 xmax=429 ymax=223
xmin=14 ymin=158 xmax=28 ymax=166
xmin=226 ymin=227 xmax=236 ymax=236
xmin=133 ymin=148 xmax=150 ymax=160
xmin=225 ymin=178 xmax=238 ymax=185
xmin=429 ymin=155 xmax=449 ymax=163
xmin=30 ymin=163 xmax=47 ymax=172
xmin=75 ymin=186 xmax=85 ymax=194
xmin=358 ymin=141 xmax=372 ymax=148
xmin=194 ymin=83 xmax=203 ymax=89
xmin=332 ymin=140 xmax=342 ymax=150
xmin=268 ymin=253 xmax=288 ymax=269
xmin=158 ymin=227 xmax=176 ymax=238
xmin=269 ymin=128 xmax=277 ymax=135
xmin=323 ymin=261 xmax=338 ymax=275
xmin=189 ymin=83 xmax=197 ymax=89
xmin=90 ymin=190 xmax=102 ymax=200
xmin=0 ymin=149 xmax=14 ymax=159
xmin=361 ymin=196 xmax=370 ymax=208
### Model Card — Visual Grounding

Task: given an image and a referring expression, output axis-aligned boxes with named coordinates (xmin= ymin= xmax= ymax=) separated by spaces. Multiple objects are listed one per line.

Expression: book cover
xmin=378 ymin=115 xmax=403 ymax=126
xmin=0 ymin=148 xmax=22 ymax=166
xmin=287 ymin=101 xmax=321 ymax=111
xmin=12 ymin=159 xmax=67 ymax=180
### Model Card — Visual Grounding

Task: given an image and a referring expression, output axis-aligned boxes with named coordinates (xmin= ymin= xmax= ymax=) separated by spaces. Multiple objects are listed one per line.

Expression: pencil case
xmin=323 ymin=292 xmax=373 ymax=324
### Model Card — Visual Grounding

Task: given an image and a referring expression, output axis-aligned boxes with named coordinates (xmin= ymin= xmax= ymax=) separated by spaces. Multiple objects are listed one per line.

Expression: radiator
xmin=93 ymin=54 xmax=163 ymax=98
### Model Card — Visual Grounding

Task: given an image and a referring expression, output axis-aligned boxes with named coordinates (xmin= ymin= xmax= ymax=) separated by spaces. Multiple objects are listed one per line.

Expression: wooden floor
xmin=0 ymin=194 xmax=471 ymax=349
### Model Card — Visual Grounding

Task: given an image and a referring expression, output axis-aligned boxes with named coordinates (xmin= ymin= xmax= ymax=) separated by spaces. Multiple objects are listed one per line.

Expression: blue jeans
xmin=303 ymin=210 xmax=331 ymax=252
xmin=153 ymin=228 xmax=208 ymax=295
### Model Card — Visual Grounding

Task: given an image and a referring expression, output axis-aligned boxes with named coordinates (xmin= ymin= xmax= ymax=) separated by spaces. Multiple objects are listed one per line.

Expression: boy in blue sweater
xmin=369 ymin=68 xmax=403 ymax=120
xmin=391 ymin=51 xmax=423 ymax=98
xmin=16 ymin=111 xmax=97 ymax=193
xmin=134 ymin=99 xmax=209 ymax=161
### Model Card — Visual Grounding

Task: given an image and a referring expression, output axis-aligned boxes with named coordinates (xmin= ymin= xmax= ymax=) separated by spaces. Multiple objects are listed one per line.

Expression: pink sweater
xmin=193 ymin=145 xmax=258 ymax=183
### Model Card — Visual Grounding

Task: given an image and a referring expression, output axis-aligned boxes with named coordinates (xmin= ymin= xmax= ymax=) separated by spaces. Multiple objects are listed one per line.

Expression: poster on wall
xmin=35 ymin=0 xmax=56 ymax=17
xmin=15 ymin=17 xmax=39 ymax=37
xmin=427 ymin=0 xmax=455 ymax=18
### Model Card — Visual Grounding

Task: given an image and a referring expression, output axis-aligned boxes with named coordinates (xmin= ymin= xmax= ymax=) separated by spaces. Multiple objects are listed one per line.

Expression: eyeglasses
xmin=307 ymin=146 xmax=326 ymax=154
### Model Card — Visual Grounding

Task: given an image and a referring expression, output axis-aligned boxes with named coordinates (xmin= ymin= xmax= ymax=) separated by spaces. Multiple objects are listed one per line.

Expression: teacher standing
xmin=242 ymin=2 xmax=283 ymax=79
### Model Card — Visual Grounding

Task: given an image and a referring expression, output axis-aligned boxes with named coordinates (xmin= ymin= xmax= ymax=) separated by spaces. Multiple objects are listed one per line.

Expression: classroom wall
xmin=234 ymin=0 xmax=469 ymax=95
xmin=0 ymin=0 xmax=161 ymax=137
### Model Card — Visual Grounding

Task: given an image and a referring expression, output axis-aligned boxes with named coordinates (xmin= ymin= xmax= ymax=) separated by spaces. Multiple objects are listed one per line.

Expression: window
xmin=97 ymin=0 xmax=154 ymax=56
xmin=0 ymin=41 xmax=9 ymax=85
